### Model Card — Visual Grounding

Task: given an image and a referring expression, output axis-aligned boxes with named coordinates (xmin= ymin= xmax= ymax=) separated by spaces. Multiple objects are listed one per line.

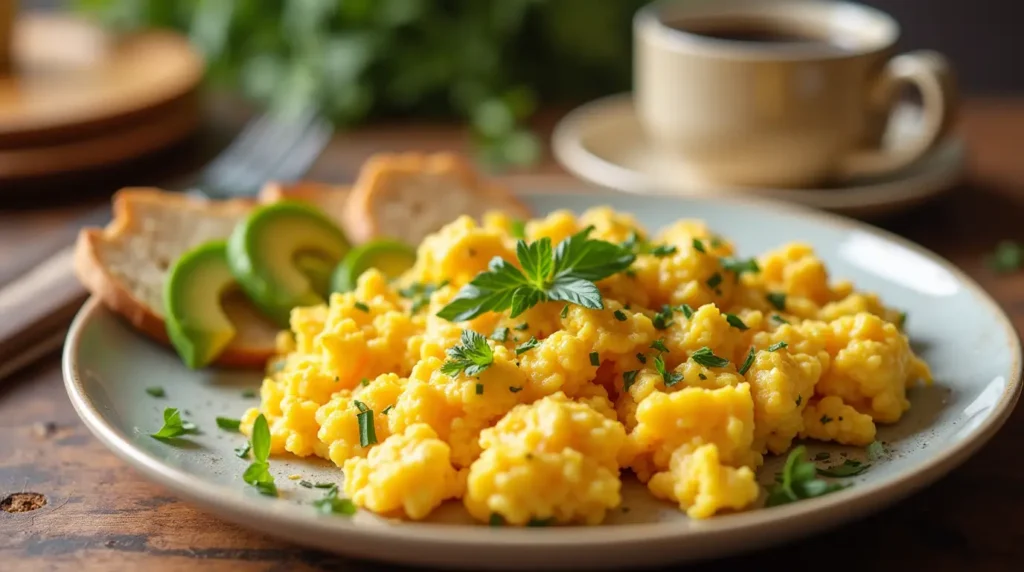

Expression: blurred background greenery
xmin=73 ymin=0 xmax=649 ymax=170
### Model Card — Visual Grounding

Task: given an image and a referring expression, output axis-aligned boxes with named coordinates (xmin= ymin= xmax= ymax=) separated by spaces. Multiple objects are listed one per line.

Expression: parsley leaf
xmin=652 ymin=305 xmax=674 ymax=330
xmin=353 ymin=301 xmax=370 ymax=313
xmin=706 ymin=273 xmax=723 ymax=290
xmin=589 ymin=351 xmax=600 ymax=366
xmin=150 ymin=408 xmax=198 ymax=440
xmin=491 ymin=326 xmax=509 ymax=342
xmin=242 ymin=414 xmax=276 ymax=496
xmin=738 ymin=347 xmax=756 ymax=375
xmin=650 ymin=339 xmax=669 ymax=353
xmin=510 ymin=219 xmax=526 ymax=240
xmin=515 ymin=337 xmax=540 ymax=355
xmin=689 ymin=346 xmax=729 ymax=368
xmin=768 ymin=341 xmax=788 ymax=352
xmin=649 ymin=244 xmax=677 ymax=257
xmin=216 ymin=417 xmax=242 ymax=432
xmin=691 ymin=238 xmax=706 ymax=253
xmin=679 ymin=304 xmax=694 ymax=319
xmin=817 ymin=459 xmax=871 ymax=478
xmin=312 ymin=485 xmax=356 ymax=516
xmin=145 ymin=386 xmax=165 ymax=398
xmin=721 ymin=257 xmax=760 ymax=276
xmin=622 ymin=370 xmax=639 ymax=392
xmin=654 ymin=354 xmax=683 ymax=387
xmin=636 ymin=352 xmax=647 ymax=364
xmin=560 ymin=304 xmax=569 ymax=318
xmin=437 ymin=228 xmax=634 ymax=321
xmin=867 ymin=441 xmax=886 ymax=460
xmin=440 ymin=330 xmax=494 ymax=377
xmin=766 ymin=292 xmax=786 ymax=311
xmin=772 ymin=314 xmax=790 ymax=324
xmin=724 ymin=313 xmax=748 ymax=330
xmin=765 ymin=446 xmax=846 ymax=507
xmin=234 ymin=442 xmax=251 ymax=459
xmin=613 ymin=309 xmax=628 ymax=321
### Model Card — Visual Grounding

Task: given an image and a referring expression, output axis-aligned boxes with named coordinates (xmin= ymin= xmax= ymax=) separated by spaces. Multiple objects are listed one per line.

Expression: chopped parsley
xmin=381 ymin=405 xmax=394 ymax=415
xmin=814 ymin=452 xmax=830 ymax=461
xmin=654 ymin=354 xmax=683 ymax=387
xmin=705 ymin=273 xmax=723 ymax=290
xmin=440 ymin=330 xmax=494 ymax=377
xmin=589 ymin=352 xmax=601 ymax=366
xmin=527 ymin=517 xmax=556 ymax=527
xmin=820 ymin=415 xmax=833 ymax=424
xmin=691 ymin=238 xmax=706 ymax=253
xmin=510 ymin=219 xmax=526 ymax=239
xmin=514 ymin=323 xmax=530 ymax=331
xmin=710 ymin=236 xmax=724 ymax=248
xmin=436 ymin=227 xmax=635 ymax=321
xmin=771 ymin=314 xmax=789 ymax=324
xmin=242 ymin=413 xmax=276 ymax=496
xmin=360 ymin=378 xmax=370 ymax=387
xmin=652 ymin=305 xmax=674 ymax=330
xmin=650 ymin=339 xmax=669 ymax=353
xmin=489 ymin=513 xmax=505 ymax=526
xmin=145 ymin=386 xmax=165 ymax=398
xmin=896 ymin=312 xmax=907 ymax=330
xmin=867 ymin=441 xmax=886 ymax=460
xmin=817 ymin=459 xmax=871 ymax=478
xmin=636 ymin=352 xmax=647 ymax=364
xmin=613 ymin=309 xmax=628 ymax=321
xmin=475 ymin=383 xmax=484 ymax=395
xmin=720 ymin=257 xmax=760 ymax=277
xmin=768 ymin=341 xmax=789 ymax=352
xmin=509 ymin=386 xmax=523 ymax=393
xmin=738 ymin=347 xmax=756 ymax=375
xmin=724 ymin=313 xmax=748 ymax=330
xmin=765 ymin=446 xmax=846 ymax=507
xmin=234 ymin=442 xmax=251 ymax=459
xmin=560 ymin=304 xmax=569 ymax=318
xmin=353 ymin=301 xmax=370 ymax=313
xmin=680 ymin=304 xmax=694 ymax=319
xmin=313 ymin=482 xmax=336 ymax=489
xmin=698 ymin=373 xmax=707 ymax=380
xmin=216 ymin=417 xmax=242 ymax=432
xmin=491 ymin=327 xmax=510 ymax=342
xmin=150 ymin=408 xmax=198 ymax=440
xmin=241 ymin=389 xmax=258 ymax=398
xmin=515 ymin=337 xmax=540 ymax=355
xmin=622 ymin=370 xmax=639 ymax=392
xmin=689 ymin=346 xmax=729 ymax=368
xmin=987 ymin=240 xmax=1024 ymax=273
xmin=766 ymin=292 xmax=786 ymax=311
xmin=354 ymin=400 xmax=378 ymax=447
xmin=312 ymin=485 xmax=356 ymax=516
xmin=299 ymin=480 xmax=314 ymax=489
xmin=649 ymin=244 xmax=677 ymax=257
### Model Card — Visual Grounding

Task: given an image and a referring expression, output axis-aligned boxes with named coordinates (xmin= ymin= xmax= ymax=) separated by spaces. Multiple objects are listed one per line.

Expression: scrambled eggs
xmin=240 ymin=206 xmax=932 ymax=523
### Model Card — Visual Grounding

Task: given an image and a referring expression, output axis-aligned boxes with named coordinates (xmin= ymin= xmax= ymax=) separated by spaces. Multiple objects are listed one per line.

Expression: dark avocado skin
xmin=227 ymin=201 xmax=351 ymax=327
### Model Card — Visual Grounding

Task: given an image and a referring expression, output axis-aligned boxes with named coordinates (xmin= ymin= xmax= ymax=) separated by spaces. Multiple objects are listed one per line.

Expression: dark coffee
xmin=671 ymin=20 xmax=853 ymax=50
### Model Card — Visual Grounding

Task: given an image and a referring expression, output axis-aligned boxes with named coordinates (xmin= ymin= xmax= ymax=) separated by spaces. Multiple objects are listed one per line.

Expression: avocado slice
xmin=330 ymin=239 xmax=417 ymax=294
xmin=227 ymin=201 xmax=351 ymax=326
xmin=164 ymin=240 xmax=237 ymax=369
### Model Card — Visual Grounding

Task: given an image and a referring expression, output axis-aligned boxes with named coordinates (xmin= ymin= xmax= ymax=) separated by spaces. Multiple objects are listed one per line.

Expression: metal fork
xmin=0 ymin=108 xmax=335 ymax=382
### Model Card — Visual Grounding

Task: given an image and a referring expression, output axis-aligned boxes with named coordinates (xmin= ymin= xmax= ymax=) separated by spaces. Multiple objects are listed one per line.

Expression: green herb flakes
xmin=354 ymin=401 xmax=378 ymax=447
xmin=636 ymin=353 xmax=647 ymax=364
xmin=150 ymin=408 xmax=198 ymax=440
xmin=721 ymin=257 xmax=760 ymax=276
xmin=510 ymin=219 xmax=526 ymax=240
xmin=299 ymin=480 xmax=314 ymax=489
xmin=987 ymin=240 xmax=1024 ymax=273
xmin=527 ymin=517 xmax=556 ymax=527
xmin=489 ymin=513 xmax=504 ymax=526
xmin=475 ymin=383 xmax=484 ymax=395
xmin=234 ymin=442 xmax=251 ymax=459
xmin=738 ymin=347 xmax=756 ymax=375
xmin=589 ymin=351 xmax=601 ymax=366
xmin=649 ymin=244 xmax=677 ymax=257
xmin=515 ymin=337 xmax=540 ymax=355
xmin=766 ymin=446 xmax=846 ymax=507
xmin=768 ymin=341 xmax=789 ymax=352
xmin=382 ymin=405 xmax=394 ymax=415
xmin=867 ymin=441 xmax=885 ymax=460
xmin=817 ymin=459 xmax=871 ymax=478
xmin=705 ymin=273 xmax=723 ymax=290
xmin=814 ymin=452 xmax=830 ymax=461
xmin=560 ymin=304 xmax=569 ymax=318
xmin=509 ymin=386 xmax=523 ymax=393
xmin=216 ymin=417 xmax=242 ymax=432
xmin=689 ymin=346 xmax=729 ymax=368
xmin=622 ymin=370 xmax=639 ymax=392
xmin=698 ymin=373 xmax=707 ymax=380
xmin=680 ymin=304 xmax=694 ymax=319
xmin=820 ymin=415 xmax=833 ymax=424
xmin=312 ymin=486 xmax=356 ymax=516
xmin=766 ymin=292 xmax=786 ymax=311
xmin=613 ymin=309 xmax=627 ymax=321
xmin=652 ymin=305 xmax=674 ymax=330
xmin=724 ymin=313 xmax=748 ymax=330
xmin=241 ymin=389 xmax=258 ymax=398
xmin=353 ymin=301 xmax=370 ymax=313
xmin=691 ymin=238 xmax=706 ymax=253
xmin=145 ymin=386 xmax=165 ymax=398
xmin=654 ymin=354 xmax=683 ymax=387
xmin=650 ymin=339 xmax=669 ymax=353
xmin=242 ymin=414 xmax=276 ymax=496
xmin=440 ymin=330 xmax=494 ymax=377
xmin=772 ymin=314 xmax=789 ymax=324
xmin=491 ymin=327 xmax=510 ymax=342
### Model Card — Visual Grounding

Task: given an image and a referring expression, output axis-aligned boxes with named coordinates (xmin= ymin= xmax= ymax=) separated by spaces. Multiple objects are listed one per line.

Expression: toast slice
xmin=257 ymin=180 xmax=350 ymax=227
xmin=73 ymin=188 xmax=280 ymax=367
xmin=343 ymin=152 xmax=533 ymax=245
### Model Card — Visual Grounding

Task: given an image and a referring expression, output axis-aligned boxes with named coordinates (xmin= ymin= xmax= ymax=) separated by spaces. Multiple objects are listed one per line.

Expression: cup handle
xmin=838 ymin=50 xmax=957 ymax=179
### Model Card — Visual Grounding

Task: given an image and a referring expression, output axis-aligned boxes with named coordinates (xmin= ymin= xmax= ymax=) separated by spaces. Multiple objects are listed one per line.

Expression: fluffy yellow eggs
xmin=240 ymin=206 xmax=931 ymax=524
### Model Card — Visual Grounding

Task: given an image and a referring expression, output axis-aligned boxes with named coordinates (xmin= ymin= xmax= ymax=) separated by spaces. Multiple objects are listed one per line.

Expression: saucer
xmin=551 ymin=93 xmax=967 ymax=218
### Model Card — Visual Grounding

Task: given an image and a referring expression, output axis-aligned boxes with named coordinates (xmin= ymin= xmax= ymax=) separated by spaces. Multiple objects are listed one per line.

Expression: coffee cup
xmin=634 ymin=0 xmax=957 ymax=188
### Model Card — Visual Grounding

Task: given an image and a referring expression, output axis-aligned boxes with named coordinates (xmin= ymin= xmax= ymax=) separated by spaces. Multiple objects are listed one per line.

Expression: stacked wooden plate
xmin=0 ymin=10 xmax=203 ymax=185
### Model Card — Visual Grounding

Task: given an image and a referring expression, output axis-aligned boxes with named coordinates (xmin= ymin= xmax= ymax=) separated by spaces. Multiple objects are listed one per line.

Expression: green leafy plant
xmin=73 ymin=0 xmax=649 ymax=169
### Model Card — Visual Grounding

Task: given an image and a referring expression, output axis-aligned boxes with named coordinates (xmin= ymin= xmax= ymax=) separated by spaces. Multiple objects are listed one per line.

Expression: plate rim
xmin=62 ymin=189 xmax=1022 ymax=556
xmin=550 ymin=93 xmax=967 ymax=212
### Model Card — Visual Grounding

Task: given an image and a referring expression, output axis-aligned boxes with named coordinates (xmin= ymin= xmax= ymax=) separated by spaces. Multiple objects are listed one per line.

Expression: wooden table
xmin=2 ymin=98 xmax=1023 ymax=572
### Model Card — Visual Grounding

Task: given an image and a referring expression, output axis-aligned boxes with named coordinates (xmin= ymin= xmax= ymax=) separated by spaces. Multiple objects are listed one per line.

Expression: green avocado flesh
xmin=330 ymin=239 xmax=417 ymax=294
xmin=227 ymin=201 xmax=351 ymax=327
xmin=164 ymin=240 xmax=237 ymax=369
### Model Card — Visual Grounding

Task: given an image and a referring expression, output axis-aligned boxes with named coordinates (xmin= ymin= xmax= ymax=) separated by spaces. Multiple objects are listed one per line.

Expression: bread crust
xmin=343 ymin=152 xmax=533 ymax=244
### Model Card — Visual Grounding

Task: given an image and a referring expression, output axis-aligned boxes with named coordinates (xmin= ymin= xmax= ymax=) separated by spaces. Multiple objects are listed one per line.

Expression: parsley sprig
xmin=242 ymin=414 xmax=277 ymax=496
xmin=440 ymin=330 xmax=494 ymax=377
xmin=150 ymin=408 xmax=198 ymax=440
xmin=766 ymin=446 xmax=845 ymax=507
xmin=312 ymin=485 xmax=357 ymax=516
xmin=436 ymin=227 xmax=635 ymax=322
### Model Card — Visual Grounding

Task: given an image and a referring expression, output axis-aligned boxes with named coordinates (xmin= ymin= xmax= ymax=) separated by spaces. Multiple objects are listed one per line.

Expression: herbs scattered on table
xmin=436 ymin=227 xmax=635 ymax=321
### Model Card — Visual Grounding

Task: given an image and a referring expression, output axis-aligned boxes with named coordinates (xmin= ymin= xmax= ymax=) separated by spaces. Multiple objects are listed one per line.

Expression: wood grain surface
xmin=2 ymin=98 xmax=1024 ymax=572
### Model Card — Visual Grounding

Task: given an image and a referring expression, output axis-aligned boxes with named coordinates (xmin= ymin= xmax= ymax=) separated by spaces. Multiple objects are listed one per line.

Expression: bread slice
xmin=258 ymin=180 xmax=350 ymax=228
xmin=73 ymin=188 xmax=279 ymax=368
xmin=343 ymin=152 xmax=533 ymax=245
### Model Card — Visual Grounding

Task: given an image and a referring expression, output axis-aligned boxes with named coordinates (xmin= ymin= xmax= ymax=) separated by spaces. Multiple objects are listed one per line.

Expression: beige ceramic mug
xmin=634 ymin=0 xmax=957 ymax=188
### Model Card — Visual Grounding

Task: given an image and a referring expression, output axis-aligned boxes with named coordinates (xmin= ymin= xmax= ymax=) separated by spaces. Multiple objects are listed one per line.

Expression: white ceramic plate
xmin=64 ymin=190 xmax=1020 ymax=570
xmin=552 ymin=94 xmax=967 ymax=218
